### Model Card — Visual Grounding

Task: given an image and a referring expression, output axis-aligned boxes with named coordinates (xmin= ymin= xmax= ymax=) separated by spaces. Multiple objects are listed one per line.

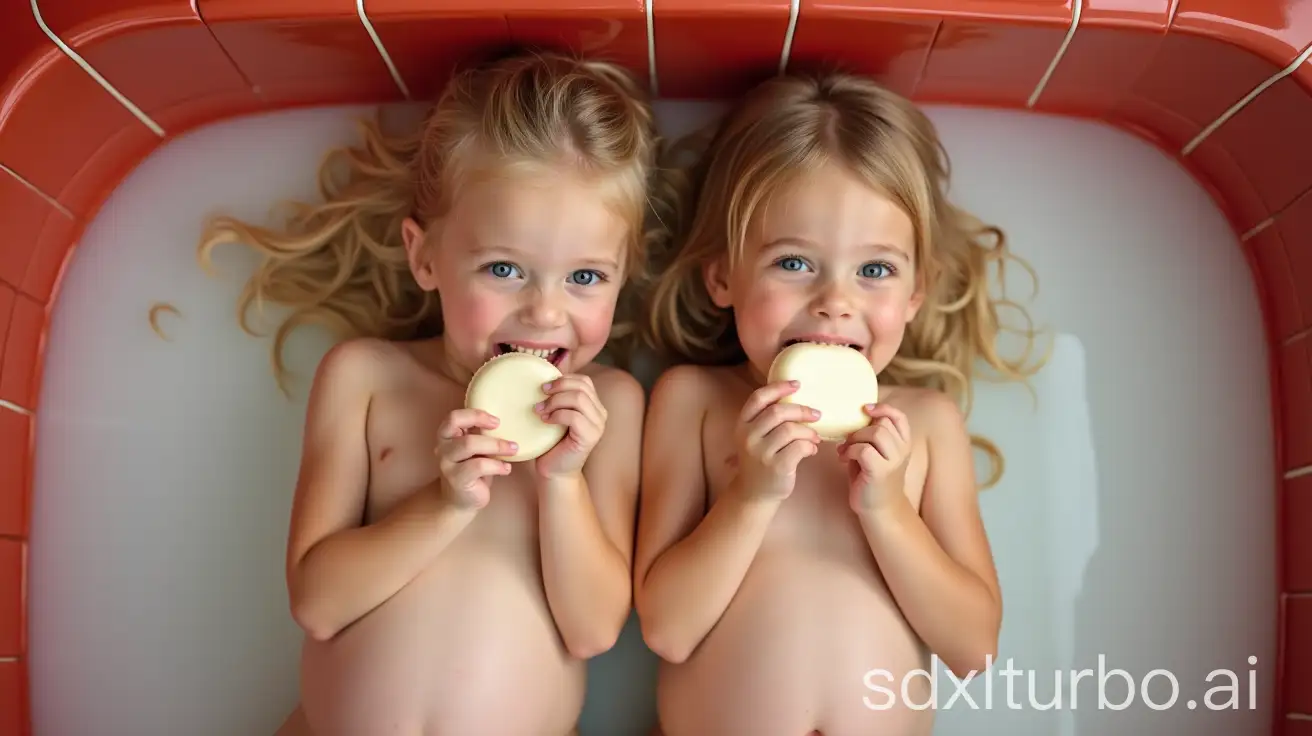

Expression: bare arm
xmin=633 ymin=366 xmax=780 ymax=664
xmin=538 ymin=370 xmax=644 ymax=659
xmin=285 ymin=339 xmax=477 ymax=642
xmin=857 ymin=393 xmax=1002 ymax=676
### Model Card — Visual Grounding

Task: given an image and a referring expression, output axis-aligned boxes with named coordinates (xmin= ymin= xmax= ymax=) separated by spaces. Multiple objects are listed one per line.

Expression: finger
xmin=538 ymin=390 xmax=605 ymax=427
xmin=748 ymin=402 xmax=820 ymax=444
xmin=739 ymin=380 xmax=801 ymax=424
xmin=440 ymin=434 xmax=518 ymax=462
xmin=775 ymin=438 xmax=819 ymax=473
xmin=543 ymin=408 xmax=599 ymax=441
xmin=439 ymin=408 xmax=500 ymax=439
xmin=543 ymin=374 xmax=595 ymax=396
xmin=450 ymin=457 xmax=512 ymax=489
xmin=871 ymin=421 xmax=901 ymax=460
xmin=843 ymin=443 xmax=883 ymax=475
xmin=865 ymin=403 xmax=910 ymax=443
xmin=759 ymin=421 xmax=820 ymax=459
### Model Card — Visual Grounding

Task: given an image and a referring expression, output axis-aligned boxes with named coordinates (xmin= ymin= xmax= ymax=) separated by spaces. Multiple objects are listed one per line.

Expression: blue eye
xmin=860 ymin=262 xmax=893 ymax=279
xmin=486 ymin=262 xmax=521 ymax=279
xmin=568 ymin=269 xmax=605 ymax=286
xmin=776 ymin=256 xmax=808 ymax=272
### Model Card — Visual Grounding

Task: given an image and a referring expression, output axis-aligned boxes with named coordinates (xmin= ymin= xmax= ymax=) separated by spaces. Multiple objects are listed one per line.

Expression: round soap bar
xmin=767 ymin=342 xmax=879 ymax=441
xmin=464 ymin=351 xmax=567 ymax=462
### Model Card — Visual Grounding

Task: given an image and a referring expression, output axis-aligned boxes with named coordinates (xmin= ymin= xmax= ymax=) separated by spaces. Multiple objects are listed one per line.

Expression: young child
xmin=634 ymin=72 xmax=1045 ymax=735
xmin=198 ymin=51 xmax=659 ymax=736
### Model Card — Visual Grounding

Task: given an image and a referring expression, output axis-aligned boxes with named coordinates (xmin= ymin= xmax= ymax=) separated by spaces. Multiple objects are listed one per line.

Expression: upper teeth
xmin=801 ymin=340 xmax=852 ymax=348
xmin=510 ymin=346 xmax=555 ymax=359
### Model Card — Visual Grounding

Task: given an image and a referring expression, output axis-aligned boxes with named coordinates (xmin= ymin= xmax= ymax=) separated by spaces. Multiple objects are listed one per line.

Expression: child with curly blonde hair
xmin=200 ymin=51 xmax=660 ymax=735
xmin=634 ymin=71 xmax=1045 ymax=735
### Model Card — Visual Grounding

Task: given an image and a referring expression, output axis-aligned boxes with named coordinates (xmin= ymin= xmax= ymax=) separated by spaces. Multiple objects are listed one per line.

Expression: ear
xmin=402 ymin=217 xmax=440 ymax=292
xmin=905 ymin=273 xmax=926 ymax=323
xmin=702 ymin=256 xmax=734 ymax=309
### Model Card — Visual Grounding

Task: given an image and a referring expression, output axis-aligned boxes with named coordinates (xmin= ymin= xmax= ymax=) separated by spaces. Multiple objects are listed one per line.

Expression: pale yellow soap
xmin=464 ymin=351 xmax=567 ymax=462
xmin=767 ymin=342 xmax=879 ymax=441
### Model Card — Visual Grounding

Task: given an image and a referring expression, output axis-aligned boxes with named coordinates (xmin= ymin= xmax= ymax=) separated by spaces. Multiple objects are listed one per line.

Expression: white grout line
xmin=356 ymin=0 xmax=411 ymax=100
xmin=1183 ymin=42 xmax=1312 ymax=156
xmin=31 ymin=0 xmax=164 ymax=137
xmin=1027 ymin=0 xmax=1083 ymax=108
xmin=645 ymin=0 xmax=658 ymax=96
xmin=1288 ymin=465 xmax=1312 ymax=480
xmin=0 ymin=162 xmax=73 ymax=218
xmin=778 ymin=0 xmax=801 ymax=75
xmin=0 ymin=399 xmax=33 ymax=417
xmin=1241 ymin=217 xmax=1274 ymax=242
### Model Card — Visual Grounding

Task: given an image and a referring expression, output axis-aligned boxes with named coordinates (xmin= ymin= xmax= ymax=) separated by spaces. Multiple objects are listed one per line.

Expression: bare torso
xmin=298 ymin=341 xmax=588 ymax=736
xmin=656 ymin=366 xmax=935 ymax=736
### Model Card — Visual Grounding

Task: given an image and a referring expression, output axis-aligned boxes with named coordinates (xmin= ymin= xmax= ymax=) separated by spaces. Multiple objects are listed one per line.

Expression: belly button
xmin=378 ymin=447 xmax=393 ymax=462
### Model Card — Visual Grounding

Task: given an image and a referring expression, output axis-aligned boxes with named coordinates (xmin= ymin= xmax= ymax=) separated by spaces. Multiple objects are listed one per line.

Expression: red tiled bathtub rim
xmin=0 ymin=2 xmax=1309 ymax=735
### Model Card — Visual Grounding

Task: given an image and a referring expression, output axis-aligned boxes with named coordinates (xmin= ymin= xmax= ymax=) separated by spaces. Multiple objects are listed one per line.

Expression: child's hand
xmin=838 ymin=403 xmax=912 ymax=513
xmin=434 ymin=408 xmax=514 ymax=510
xmin=534 ymin=374 xmax=607 ymax=481
xmin=732 ymin=380 xmax=821 ymax=502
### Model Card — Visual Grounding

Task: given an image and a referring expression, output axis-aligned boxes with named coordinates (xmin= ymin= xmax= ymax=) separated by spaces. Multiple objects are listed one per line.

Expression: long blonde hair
xmin=645 ymin=72 xmax=1046 ymax=486
xmin=198 ymin=51 xmax=660 ymax=393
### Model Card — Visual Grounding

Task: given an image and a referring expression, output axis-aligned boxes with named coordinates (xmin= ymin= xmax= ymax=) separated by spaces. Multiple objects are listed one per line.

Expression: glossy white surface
xmin=26 ymin=100 xmax=1276 ymax=735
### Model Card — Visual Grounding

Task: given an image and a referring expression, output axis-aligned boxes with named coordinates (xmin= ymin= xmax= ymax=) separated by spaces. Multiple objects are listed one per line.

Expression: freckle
xmin=379 ymin=447 xmax=393 ymax=462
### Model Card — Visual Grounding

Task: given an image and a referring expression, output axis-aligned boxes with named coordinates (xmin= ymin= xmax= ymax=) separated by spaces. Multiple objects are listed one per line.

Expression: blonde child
xmin=634 ymin=72 xmax=1044 ymax=735
xmin=199 ymin=51 xmax=659 ymax=735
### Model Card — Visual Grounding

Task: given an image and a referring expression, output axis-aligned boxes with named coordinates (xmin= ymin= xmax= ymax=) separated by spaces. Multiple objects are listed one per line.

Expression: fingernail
xmin=542 ymin=381 xmax=553 ymax=390
xmin=789 ymin=380 xmax=799 ymax=387
xmin=507 ymin=442 xmax=518 ymax=450
xmin=535 ymin=401 xmax=545 ymax=411
xmin=810 ymin=408 xmax=821 ymax=418
xmin=865 ymin=403 xmax=877 ymax=411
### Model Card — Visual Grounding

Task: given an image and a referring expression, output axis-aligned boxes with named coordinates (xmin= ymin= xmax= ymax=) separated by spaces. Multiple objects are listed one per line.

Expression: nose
xmin=809 ymin=279 xmax=854 ymax=320
xmin=521 ymin=285 xmax=567 ymax=329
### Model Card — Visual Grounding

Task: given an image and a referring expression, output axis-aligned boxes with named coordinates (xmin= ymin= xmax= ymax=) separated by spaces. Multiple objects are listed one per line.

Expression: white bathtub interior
xmin=24 ymin=98 xmax=1277 ymax=736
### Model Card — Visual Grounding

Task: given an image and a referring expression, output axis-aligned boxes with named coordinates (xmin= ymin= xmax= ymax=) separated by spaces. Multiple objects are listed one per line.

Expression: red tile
xmin=1289 ymin=474 xmax=1312 ymax=593
xmin=1286 ymin=717 xmax=1312 ymax=736
xmin=0 ymin=408 xmax=29 ymax=539
xmin=1110 ymin=28 xmax=1285 ymax=153
xmin=200 ymin=0 xmax=401 ymax=106
xmin=788 ymin=5 xmax=937 ymax=98
xmin=915 ymin=18 xmax=1071 ymax=107
xmin=1033 ymin=25 xmax=1165 ymax=118
xmin=0 ymin=294 xmax=43 ymax=412
xmin=0 ymin=540 xmax=23 ymax=658
xmin=654 ymin=0 xmax=792 ymax=98
xmin=1174 ymin=0 xmax=1312 ymax=71
xmin=1281 ymin=340 xmax=1312 ymax=472
xmin=1248 ymin=225 xmax=1307 ymax=343
xmin=37 ymin=0 xmax=262 ymax=135
xmin=508 ymin=14 xmax=650 ymax=86
xmin=1286 ymin=594 xmax=1312 ymax=714
xmin=0 ymin=659 xmax=27 ymax=736
xmin=0 ymin=42 xmax=160 ymax=221
xmin=1274 ymin=189 xmax=1312 ymax=337
xmin=1188 ymin=75 xmax=1312 ymax=227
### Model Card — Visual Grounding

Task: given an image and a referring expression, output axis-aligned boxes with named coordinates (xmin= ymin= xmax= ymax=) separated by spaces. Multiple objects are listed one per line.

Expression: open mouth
xmin=783 ymin=337 xmax=864 ymax=351
xmin=496 ymin=343 xmax=568 ymax=366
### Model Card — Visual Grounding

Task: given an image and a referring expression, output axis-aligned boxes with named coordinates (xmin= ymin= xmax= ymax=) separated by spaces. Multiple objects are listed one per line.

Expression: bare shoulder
xmin=309 ymin=336 xmax=399 ymax=395
xmin=881 ymin=385 xmax=967 ymax=441
xmin=648 ymin=362 xmax=721 ymax=410
xmin=582 ymin=363 xmax=646 ymax=414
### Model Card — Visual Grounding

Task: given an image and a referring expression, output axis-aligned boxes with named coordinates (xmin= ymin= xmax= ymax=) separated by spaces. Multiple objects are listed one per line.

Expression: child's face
xmin=706 ymin=160 xmax=924 ymax=380
xmin=404 ymin=170 xmax=629 ymax=378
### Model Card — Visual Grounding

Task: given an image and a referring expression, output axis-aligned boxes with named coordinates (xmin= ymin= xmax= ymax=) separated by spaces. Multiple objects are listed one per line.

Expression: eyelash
xmin=772 ymin=254 xmax=897 ymax=279
xmin=481 ymin=261 xmax=609 ymax=286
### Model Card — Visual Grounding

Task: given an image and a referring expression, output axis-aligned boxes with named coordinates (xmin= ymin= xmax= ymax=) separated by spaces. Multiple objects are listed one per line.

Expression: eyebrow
xmin=762 ymin=237 xmax=911 ymax=258
xmin=468 ymin=244 xmax=621 ymax=271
